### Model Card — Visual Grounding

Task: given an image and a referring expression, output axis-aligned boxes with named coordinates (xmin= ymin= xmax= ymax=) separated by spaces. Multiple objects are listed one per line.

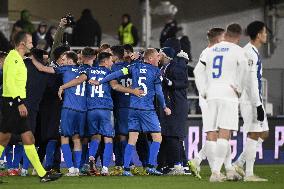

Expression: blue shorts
xmin=128 ymin=109 xmax=161 ymax=133
xmin=114 ymin=108 xmax=129 ymax=135
xmin=60 ymin=108 xmax=86 ymax=137
xmin=87 ymin=109 xmax=114 ymax=137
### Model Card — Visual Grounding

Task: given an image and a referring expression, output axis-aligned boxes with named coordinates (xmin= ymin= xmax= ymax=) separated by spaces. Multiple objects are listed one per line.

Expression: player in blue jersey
xmin=31 ymin=51 xmax=86 ymax=176
xmin=58 ymin=52 xmax=143 ymax=176
xmin=90 ymin=48 xmax=171 ymax=176
xmin=109 ymin=46 xmax=133 ymax=174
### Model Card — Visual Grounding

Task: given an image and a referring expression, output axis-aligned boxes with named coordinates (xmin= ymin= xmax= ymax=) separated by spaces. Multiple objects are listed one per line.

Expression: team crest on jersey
xmin=248 ymin=59 xmax=253 ymax=66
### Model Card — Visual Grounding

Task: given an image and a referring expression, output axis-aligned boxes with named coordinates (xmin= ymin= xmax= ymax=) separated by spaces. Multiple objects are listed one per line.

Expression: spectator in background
xmin=72 ymin=9 xmax=102 ymax=47
xmin=160 ymin=15 xmax=179 ymax=48
xmin=45 ymin=26 xmax=57 ymax=52
xmin=32 ymin=22 xmax=48 ymax=48
xmin=0 ymin=32 xmax=12 ymax=52
xmin=177 ymin=28 xmax=192 ymax=62
xmin=15 ymin=10 xmax=35 ymax=34
xmin=118 ymin=14 xmax=139 ymax=46
xmin=10 ymin=22 xmax=24 ymax=48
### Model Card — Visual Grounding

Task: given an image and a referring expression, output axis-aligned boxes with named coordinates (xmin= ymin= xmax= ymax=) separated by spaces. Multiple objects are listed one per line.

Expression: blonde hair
xmin=143 ymin=48 xmax=158 ymax=61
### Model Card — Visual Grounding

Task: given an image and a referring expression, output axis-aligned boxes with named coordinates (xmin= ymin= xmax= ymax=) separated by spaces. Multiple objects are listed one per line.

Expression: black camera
xmin=64 ymin=13 xmax=75 ymax=27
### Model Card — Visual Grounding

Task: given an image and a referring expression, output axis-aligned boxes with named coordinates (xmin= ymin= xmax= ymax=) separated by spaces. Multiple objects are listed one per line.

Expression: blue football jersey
xmin=55 ymin=65 xmax=87 ymax=111
xmin=111 ymin=61 xmax=132 ymax=108
xmin=127 ymin=62 xmax=162 ymax=110
xmin=86 ymin=66 xmax=113 ymax=110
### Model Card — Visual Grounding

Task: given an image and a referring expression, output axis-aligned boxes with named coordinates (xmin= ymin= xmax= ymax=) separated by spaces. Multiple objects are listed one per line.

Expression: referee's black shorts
xmin=0 ymin=97 xmax=31 ymax=134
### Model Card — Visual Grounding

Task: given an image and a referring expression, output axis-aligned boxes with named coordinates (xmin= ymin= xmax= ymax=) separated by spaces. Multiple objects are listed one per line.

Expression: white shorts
xmin=205 ymin=99 xmax=239 ymax=132
xmin=199 ymin=96 xmax=210 ymax=132
xmin=240 ymin=103 xmax=269 ymax=133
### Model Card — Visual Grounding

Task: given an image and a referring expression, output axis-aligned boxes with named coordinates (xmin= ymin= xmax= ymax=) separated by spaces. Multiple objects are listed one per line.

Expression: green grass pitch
xmin=0 ymin=165 xmax=283 ymax=189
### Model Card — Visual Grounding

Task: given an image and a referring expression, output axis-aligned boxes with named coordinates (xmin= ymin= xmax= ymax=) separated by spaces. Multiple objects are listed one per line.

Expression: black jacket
xmin=159 ymin=57 xmax=189 ymax=139
xmin=24 ymin=58 xmax=49 ymax=111
xmin=72 ymin=14 xmax=102 ymax=47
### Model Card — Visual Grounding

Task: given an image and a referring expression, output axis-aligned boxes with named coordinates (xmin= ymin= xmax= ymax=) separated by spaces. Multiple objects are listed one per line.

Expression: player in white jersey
xmin=194 ymin=23 xmax=248 ymax=182
xmin=190 ymin=27 xmax=225 ymax=179
xmin=233 ymin=21 xmax=269 ymax=182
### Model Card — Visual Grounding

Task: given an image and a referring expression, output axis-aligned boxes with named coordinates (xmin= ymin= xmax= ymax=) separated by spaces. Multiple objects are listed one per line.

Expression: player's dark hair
xmin=207 ymin=27 xmax=225 ymax=41
xmin=98 ymin=52 xmax=112 ymax=64
xmin=63 ymin=51 xmax=78 ymax=64
xmin=123 ymin=44 xmax=134 ymax=53
xmin=111 ymin=45 xmax=124 ymax=60
xmin=53 ymin=45 xmax=70 ymax=61
xmin=98 ymin=43 xmax=111 ymax=53
xmin=14 ymin=31 xmax=30 ymax=47
xmin=246 ymin=21 xmax=266 ymax=40
xmin=226 ymin=23 xmax=242 ymax=38
xmin=82 ymin=47 xmax=96 ymax=58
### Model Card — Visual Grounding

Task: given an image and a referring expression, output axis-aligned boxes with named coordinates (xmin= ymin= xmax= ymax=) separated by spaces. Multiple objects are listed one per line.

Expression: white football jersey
xmin=240 ymin=42 xmax=263 ymax=106
xmin=198 ymin=41 xmax=248 ymax=102
xmin=194 ymin=47 xmax=209 ymax=97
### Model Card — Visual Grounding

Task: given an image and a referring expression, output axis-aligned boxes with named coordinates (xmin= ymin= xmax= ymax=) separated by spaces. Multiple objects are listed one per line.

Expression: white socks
xmin=213 ymin=139 xmax=229 ymax=174
xmin=195 ymin=144 xmax=207 ymax=165
xmin=204 ymin=140 xmax=216 ymax=171
xmin=224 ymin=142 xmax=233 ymax=171
xmin=245 ymin=138 xmax=258 ymax=177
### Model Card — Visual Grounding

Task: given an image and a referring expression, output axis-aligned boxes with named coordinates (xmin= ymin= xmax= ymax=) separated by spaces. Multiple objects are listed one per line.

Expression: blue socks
xmin=61 ymin=144 xmax=74 ymax=168
xmin=123 ymin=144 xmax=135 ymax=169
xmin=5 ymin=145 xmax=13 ymax=169
xmin=148 ymin=141 xmax=160 ymax=166
xmin=73 ymin=151 xmax=82 ymax=169
xmin=45 ymin=140 xmax=57 ymax=168
xmin=89 ymin=140 xmax=100 ymax=158
xmin=13 ymin=144 xmax=23 ymax=169
xmin=103 ymin=143 xmax=113 ymax=167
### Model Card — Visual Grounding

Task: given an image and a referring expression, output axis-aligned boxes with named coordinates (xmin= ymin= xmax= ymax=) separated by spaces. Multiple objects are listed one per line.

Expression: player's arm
xmin=155 ymin=83 xmax=171 ymax=115
xmin=193 ymin=60 xmax=207 ymax=98
xmin=30 ymin=55 xmax=55 ymax=74
xmin=58 ymin=74 xmax=87 ymax=100
xmin=50 ymin=18 xmax=67 ymax=62
xmin=233 ymin=51 xmax=250 ymax=97
xmin=249 ymin=57 xmax=262 ymax=107
xmin=89 ymin=67 xmax=129 ymax=85
xmin=247 ymin=53 xmax=264 ymax=121
xmin=110 ymin=80 xmax=144 ymax=97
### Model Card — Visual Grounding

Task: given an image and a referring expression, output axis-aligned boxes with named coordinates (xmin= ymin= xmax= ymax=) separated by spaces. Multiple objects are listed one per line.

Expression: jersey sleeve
xmin=54 ymin=66 xmax=68 ymax=75
xmin=194 ymin=51 xmax=208 ymax=97
xmin=247 ymin=51 xmax=262 ymax=106
xmin=155 ymin=83 xmax=166 ymax=109
xmin=154 ymin=69 xmax=162 ymax=84
xmin=235 ymin=49 xmax=250 ymax=96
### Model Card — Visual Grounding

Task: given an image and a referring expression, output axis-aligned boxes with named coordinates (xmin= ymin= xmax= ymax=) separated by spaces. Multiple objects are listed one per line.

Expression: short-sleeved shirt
xmin=84 ymin=65 xmax=113 ymax=110
xmin=126 ymin=62 xmax=162 ymax=110
xmin=111 ymin=61 xmax=132 ymax=108
xmin=55 ymin=65 xmax=87 ymax=112
xmin=2 ymin=50 xmax=27 ymax=99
